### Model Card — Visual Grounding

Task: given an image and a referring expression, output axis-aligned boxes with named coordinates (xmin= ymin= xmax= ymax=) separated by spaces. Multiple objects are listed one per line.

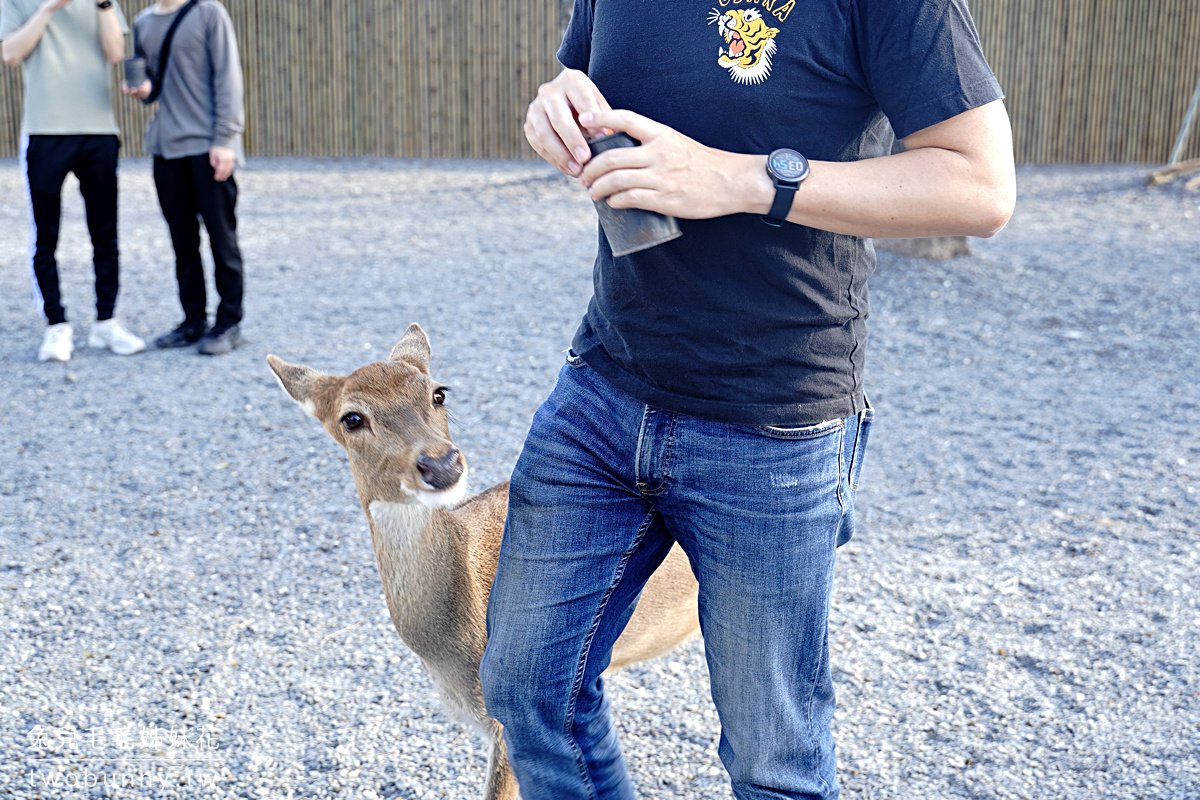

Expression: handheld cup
xmin=587 ymin=132 xmax=682 ymax=257
xmin=124 ymin=57 xmax=147 ymax=89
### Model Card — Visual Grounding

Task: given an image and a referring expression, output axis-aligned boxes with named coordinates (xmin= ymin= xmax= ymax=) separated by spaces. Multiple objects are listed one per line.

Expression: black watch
xmin=96 ymin=0 xmax=113 ymax=8
xmin=762 ymin=148 xmax=810 ymax=227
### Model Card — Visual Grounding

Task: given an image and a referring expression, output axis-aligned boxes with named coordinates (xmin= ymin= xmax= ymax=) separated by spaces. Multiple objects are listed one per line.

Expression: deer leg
xmin=482 ymin=719 xmax=519 ymax=800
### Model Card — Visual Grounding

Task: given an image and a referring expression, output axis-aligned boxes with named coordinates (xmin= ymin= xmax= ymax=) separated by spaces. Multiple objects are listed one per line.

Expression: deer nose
xmin=416 ymin=448 xmax=463 ymax=491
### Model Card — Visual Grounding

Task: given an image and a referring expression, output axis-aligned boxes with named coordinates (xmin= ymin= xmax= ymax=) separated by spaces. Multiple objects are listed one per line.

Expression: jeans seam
xmin=641 ymin=412 xmax=676 ymax=497
xmin=634 ymin=406 xmax=657 ymax=494
xmin=805 ymin=613 xmax=834 ymax=797
xmin=836 ymin=425 xmax=846 ymax=514
xmin=849 ymin=408 xmax=873 ymax=491
xmin=634 ymin=406 xmax=648 ymax=492
xmin=562 ymin=508 xmax=658 ymax=793
xmin=754 ymin=419 xmax=845 ymax=440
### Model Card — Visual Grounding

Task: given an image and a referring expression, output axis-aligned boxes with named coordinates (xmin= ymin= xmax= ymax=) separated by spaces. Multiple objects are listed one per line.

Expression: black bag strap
xmin=133 ymin=0 xmax=200 ymax=103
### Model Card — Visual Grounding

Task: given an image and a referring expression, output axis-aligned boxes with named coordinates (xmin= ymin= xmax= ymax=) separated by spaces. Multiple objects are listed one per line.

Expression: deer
xmin=267 ymin=323 xmax=701 ymax=800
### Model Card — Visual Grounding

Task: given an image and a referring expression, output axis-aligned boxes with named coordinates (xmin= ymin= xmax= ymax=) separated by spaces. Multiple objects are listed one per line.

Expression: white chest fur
xmin=368 ymin=500 xmax=433 ymax=549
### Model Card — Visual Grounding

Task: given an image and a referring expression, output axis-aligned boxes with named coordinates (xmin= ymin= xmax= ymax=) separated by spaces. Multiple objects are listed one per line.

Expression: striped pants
xmin=22 ymin=134 xmax=121 ymax=326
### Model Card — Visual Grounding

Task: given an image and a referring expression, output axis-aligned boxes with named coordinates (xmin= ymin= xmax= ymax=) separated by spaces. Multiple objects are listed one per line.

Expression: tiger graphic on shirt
xmin=708 ymin=7 xmax=780 ymax=85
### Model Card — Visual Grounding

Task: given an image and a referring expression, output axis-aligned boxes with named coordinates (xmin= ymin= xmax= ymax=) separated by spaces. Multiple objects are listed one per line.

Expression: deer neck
xmin=364 ymin=500 xmax=480 ymax=653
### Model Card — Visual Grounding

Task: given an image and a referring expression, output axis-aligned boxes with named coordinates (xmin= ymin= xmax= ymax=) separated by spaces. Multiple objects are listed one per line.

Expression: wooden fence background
xmin=1 ymin=0 xmax=1199 ymax=163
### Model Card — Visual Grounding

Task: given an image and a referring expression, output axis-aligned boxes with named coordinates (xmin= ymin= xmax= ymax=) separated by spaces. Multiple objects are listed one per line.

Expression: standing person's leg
xmin=76 ymin=135 xmax=145 ymax=356
xmin=73 ymin=134 xmax=120 ymax=322
xmin=657 ymin=408 xmax=873 ymax=800
xmin=24 ymin=135 xmax=77 ymax=362
xmin=23 ymin=135 xmax=73 ymax=326
xmin=153 ymin=155 xmax=209 ymax=346
xmin=480 ymin=358 xmax=677 ymax=800
xmin=191 ymin=154 xmax=244 ymax=354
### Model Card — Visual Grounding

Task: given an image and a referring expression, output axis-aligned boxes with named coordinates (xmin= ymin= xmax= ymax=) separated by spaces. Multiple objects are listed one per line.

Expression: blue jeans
xmin=480 ymin=356 xmax=872 ymax=800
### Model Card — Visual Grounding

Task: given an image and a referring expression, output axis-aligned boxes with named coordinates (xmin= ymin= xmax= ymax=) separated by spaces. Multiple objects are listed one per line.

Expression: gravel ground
xmin=0 ymin=159 xmax=1196 ymax=800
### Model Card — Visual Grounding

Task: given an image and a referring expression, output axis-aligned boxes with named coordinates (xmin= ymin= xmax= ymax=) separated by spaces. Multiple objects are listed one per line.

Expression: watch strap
xmin=763 ymin=181 xmax=796 ymax=228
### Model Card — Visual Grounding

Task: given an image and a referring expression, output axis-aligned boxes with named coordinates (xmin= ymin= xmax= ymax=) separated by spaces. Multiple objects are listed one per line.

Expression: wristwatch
xmin=762 ymin=148 xmax=810 ymax=227
xmin=96 ymin=0 xmax=113 ymax=8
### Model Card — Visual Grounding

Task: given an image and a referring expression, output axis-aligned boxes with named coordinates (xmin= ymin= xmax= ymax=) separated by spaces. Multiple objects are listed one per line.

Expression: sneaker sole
xmin=198 ymin=333 xmax=244 ymax=356
xmin=88 ymin=335 xmax=147 ymax=356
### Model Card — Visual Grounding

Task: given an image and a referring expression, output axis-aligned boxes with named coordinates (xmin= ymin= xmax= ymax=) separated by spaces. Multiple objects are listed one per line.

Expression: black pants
xmin=24 ymin=135 xmax=121 ymax=326
xmin=153 ymin=154 xmax=244 ymax=329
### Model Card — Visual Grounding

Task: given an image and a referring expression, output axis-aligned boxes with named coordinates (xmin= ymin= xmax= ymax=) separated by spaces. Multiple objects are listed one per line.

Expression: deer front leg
xmin=483 ymin=719 xmax=519 ymax=800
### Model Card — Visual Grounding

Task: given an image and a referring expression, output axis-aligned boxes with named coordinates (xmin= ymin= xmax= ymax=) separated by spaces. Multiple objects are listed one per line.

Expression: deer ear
xmin=388 ymin=323 xmax=431 ymax=373
xmin=267 ymin=355 xmax=340 ymax=419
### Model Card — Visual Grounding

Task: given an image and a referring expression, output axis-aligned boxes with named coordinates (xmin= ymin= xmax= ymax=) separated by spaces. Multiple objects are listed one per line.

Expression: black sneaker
xmin=197 ymin=324 xmax=244 ymax=356
xmin=155 ymin=321 xmax=208 ymax=349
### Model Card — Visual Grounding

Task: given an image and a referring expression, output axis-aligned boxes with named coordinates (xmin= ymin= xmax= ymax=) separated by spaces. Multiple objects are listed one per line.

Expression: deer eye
xmin=341 ymin=412 xmax=365 ymax=431
xmin=432 ymin=388 xmax=447 ymax=406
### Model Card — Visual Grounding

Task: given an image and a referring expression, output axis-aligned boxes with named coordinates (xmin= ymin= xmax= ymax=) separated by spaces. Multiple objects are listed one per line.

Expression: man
xmin=479 ymin=1 xmax=1015 ymax=799
xmin=125 ymin=0 xmax=244 ymax=355
xmin=1 ymin=0 xmax=146 ymax=362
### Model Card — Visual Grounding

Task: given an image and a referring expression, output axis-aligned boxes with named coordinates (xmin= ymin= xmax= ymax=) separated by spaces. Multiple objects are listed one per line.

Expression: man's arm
xmin=205 ymin=5 xmax=244 ymax=181
xmin=1 ymin=0 xmax=72 ymax=67
xmin=97 ymin=1 xmax=124 ymax=64
xmin=527 ymin=69 xmax=1016 ymax=240
xmin=579 ymin=102 xmax=1015 ymax=240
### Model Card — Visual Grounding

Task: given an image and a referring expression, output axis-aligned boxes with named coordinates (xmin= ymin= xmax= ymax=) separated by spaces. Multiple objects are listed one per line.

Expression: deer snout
xmin=416 ymin=447 xmax=464 ymax=491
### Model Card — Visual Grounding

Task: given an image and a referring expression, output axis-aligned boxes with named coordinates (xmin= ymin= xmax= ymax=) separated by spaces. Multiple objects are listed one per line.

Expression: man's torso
xmin=561 ymin=0 xmax=1001 ymax=426
xmin=0 ymin=0 xmax=126 ymax=135
xmin=134 ymin=1 xmax=238 ymax=159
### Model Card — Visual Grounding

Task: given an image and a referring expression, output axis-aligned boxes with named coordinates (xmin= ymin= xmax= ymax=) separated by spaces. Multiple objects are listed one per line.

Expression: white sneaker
xmin=38 ymin=322 xmax=74 ymax=362
xmin=88 ymin=319 xmax=147 ymax=356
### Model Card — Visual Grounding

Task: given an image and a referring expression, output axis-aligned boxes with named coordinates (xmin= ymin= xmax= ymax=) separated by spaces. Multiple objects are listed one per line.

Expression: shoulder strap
xmin=143 ymin=0 xmax=201 ymax=104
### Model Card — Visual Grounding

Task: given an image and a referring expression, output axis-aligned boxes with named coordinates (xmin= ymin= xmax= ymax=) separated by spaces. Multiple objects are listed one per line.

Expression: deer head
xmin=267 ymin=323 xmax=468 ymax=509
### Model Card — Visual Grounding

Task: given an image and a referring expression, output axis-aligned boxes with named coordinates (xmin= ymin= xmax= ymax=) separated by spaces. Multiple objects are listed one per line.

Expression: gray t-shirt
xmin=133 ymin=0 xmax=244 ymax=160
xmin=0 ymin=0 xmax=128 ymax=136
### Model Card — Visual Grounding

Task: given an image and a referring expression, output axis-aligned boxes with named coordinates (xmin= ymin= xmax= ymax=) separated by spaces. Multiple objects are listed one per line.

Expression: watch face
xmin=768 ymin=149 xmax=810 ymax=182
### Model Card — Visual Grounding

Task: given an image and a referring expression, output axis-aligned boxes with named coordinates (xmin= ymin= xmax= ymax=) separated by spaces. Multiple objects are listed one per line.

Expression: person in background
xmin=125 ymin=0 xmax=245 ymax=356
xmin=1 ymin=0 xmax=146 ymax=362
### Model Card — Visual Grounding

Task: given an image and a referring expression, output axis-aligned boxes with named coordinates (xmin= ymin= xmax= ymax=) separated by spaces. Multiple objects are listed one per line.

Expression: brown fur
xmin=268 ymin=324 xmax=700 ymax=800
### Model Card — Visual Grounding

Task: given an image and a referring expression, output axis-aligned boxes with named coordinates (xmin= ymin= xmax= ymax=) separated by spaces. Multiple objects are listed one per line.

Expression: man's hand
xmin=577 ymin=109 xmax=760 ymax=220
xmin=209 ymin=146 xmax=235 ymax=181
xmin=524 ymin=68 xmax=612 ymax=177
xmin=40 ymin=0 xmax=74 ymax=13
xmin=121 ymin=80 xmax=152 ymax=100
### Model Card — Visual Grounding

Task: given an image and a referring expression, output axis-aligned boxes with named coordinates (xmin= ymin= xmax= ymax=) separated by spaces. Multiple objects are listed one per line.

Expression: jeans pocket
xmin=754 ymin=418 xmax=844 ymax=440
xmin=848 ymin=405 xmax=874 ymax=491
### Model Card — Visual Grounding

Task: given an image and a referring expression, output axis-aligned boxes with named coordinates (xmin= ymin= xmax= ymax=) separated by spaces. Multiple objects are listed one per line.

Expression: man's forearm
xmin=1 ymin=4 xmax=54 ymax=67
xmin=741 ymin=148 xmax=1013 ymax=240
xmin=752 ymin=100 xmax=1016 ymax=239
xmin=578 ymin=100 xmax=1015 ymax=240
xmin=97 ymin=4 xmax=124 ymax=64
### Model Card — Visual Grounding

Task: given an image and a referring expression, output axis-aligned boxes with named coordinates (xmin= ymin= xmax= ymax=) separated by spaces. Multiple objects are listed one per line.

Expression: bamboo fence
xmin=972 ymin=0 xmax=1200 ymax=163
xmin=1 ymin=0 xmax=1199 ymax=163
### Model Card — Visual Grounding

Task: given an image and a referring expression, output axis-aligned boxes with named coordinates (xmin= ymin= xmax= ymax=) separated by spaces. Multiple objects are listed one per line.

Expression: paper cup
xmin=587 ymin=132 xmax=682 ymax=257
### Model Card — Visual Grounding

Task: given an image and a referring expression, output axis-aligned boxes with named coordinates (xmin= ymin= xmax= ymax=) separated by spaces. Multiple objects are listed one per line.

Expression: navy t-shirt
xmin=561 ymin=0 xmax=1003 ymax=426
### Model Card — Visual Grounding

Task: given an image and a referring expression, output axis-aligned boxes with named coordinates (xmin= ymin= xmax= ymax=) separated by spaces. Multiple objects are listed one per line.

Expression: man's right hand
xmin=524 ymin=68 xmax=612 ymax=177
xmin=121 ymin=80 xmax=152 ymax=100
xmin=40 ymin=0 xmax=75 ymax=13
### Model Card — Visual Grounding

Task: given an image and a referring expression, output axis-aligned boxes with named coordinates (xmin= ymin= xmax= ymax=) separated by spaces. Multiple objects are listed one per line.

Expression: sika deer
xmin=267 ymin=324 xmax=700 ymax=800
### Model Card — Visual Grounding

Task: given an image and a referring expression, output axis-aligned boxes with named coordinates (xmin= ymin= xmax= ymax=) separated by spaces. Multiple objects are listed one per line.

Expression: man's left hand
xmin=209 ymin=146 xmax=235 ymax=181
xmin=577 ymin=109 xmax=763 ymax=220
xmin=121 ymin=80 xmax=152 ymax=100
